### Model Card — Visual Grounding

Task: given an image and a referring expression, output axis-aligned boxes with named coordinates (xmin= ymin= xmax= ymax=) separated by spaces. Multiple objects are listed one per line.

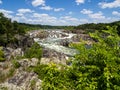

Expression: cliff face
xmin=6 ymin=34 xmax=34 ymax=50
xmin=2 ymin=34 xmax=34 ymax=60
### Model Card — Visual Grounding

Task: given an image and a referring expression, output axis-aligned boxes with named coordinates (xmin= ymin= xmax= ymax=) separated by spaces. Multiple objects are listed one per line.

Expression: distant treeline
xmin=19 ymin=23 xmax=75 ymax=30
xmin=19 ymin=21 xmax=120 ymax=34
xmin=74 ymin=21 xmax=120 ymax=33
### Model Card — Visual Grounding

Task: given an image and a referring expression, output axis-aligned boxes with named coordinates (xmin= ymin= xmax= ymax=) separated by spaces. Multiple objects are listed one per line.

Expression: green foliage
xmin=0 ymin=68 xmax=15 ymax=83
xmin=0 ymin=48 xmax=5 ymax=61
xmin=75 ymin=21 xmax=120 ymax=34
xmin=12 ymin=60 xmax=21 ymax=68
xmin=7 ymin=68 xmax=15 ymax=78
xmin=30 ymin=80 xmax=36 ymax=90
xmin=0 ymin=86 xmax=8 ymax=90
xmin=33 ymin=26 xmax=120 ymax=90
xmin=70 ymin=26 xmax=120 ymax=90
xmin=0 ymin=13 xmax=25 ymax=46
xmin=24 ymin=43 xmax=42 ymax=60
xmin=34 ymin=63 xmax=74 ymax=90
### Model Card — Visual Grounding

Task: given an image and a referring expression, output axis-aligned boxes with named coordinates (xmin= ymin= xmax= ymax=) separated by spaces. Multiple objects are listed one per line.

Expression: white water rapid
xmin=32 ymin=30 xmax=77 ymax=56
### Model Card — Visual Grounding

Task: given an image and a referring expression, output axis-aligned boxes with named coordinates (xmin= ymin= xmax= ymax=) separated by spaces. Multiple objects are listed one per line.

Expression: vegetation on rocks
xmin=32 ymin=26 xmax=120 ymax=90
xmin=24 ymin=42 xmax=42 ymax=60
xmin=0 ymin=47 xmax=5 ymax=61
xmin=0 ymin=13 xmax=120 ymax=90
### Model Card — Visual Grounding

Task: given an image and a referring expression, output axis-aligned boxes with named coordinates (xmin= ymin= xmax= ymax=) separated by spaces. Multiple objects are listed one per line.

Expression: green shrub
xmin=70 ymin=26 xmax=120 ymax=90
xmin=24 ymin=43 xmax=42 ymax=60
xmin=0 ymin=86 xmax=8 ymax=90
xmin=7 ymin=68 xmax=15 ymax=77
xmin=34 ymin=63 xmax=73 ymax=90
xmin=0 ymin=48 xmax=5 ymax=61
xmin=33 ymin=26 xmax=120 ymax=90
xmin=12 ymin=60 xmax=21 ymax=68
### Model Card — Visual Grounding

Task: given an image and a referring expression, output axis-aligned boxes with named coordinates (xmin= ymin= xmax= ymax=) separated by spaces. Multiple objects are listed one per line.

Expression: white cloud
xmin=16 ymin=13 xmax=23 ymax=16
xmin=81 ymin=9 xmax=93 ymax=14
xmin=0 ymin=9 xmax=14 ymax=14
xmin=17 ymin=9 xmax=34 ymax=13
xmin=11 ymin=11 xmax=119 ymax=25
xmin=0 ymin=9 xmax=14 ymax=18
xmin=0 ymin=0 xmax=2 ymax=4
xmin=92 ymin=17 xmax=120 ymax=23
xmin=32 ymin=0 xmax=45 ymax=7
xmin=89 ymin=11 xmax=105 ymax=19
xmin=12 ymin=11 xmax=88 ymax=26
xmin=60 ymin=16 xmax=78 ymax=21
xmin=75 ymin=0 xmax=85 ymax=5
xmin=54 ymin=8 xmax=65 ymax=12
xmin=99 ymin=0 xmax=120 ymax=8
xmin=81 ymin=9 xmax=105 ymax=19
xmin=59 ymin=16 xmax=81 ymax=25
xmin=112 ymin=11 xmax=120 ymax=16
xmin=40 ymin=6 xmax=53 ymax=10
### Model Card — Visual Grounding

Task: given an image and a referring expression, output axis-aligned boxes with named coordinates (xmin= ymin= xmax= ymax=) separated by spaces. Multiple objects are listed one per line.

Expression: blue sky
xmin=0 ymin=0 xmax=120 ymax=25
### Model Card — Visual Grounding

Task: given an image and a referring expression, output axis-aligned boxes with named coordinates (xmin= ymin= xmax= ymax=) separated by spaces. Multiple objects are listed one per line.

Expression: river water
xmin=31 ymin=30 xmax=78 ymax=56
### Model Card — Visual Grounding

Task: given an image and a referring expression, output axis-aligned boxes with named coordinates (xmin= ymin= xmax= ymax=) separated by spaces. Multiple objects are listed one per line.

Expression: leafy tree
xmin=0 ymin=13 xmax=26 ymax=46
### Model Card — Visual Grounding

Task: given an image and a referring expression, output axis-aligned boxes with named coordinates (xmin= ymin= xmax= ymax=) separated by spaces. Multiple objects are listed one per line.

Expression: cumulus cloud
xmin=17 ymin=9 xmax=34 ymax=13
xmin=0 ymin=9 xmax=14 ymax=18
xmin=89 ymin=11 xmax=105 ymax=19
xmin=81 ymin=9 xmax=93 ymax=14
xmin=54 ymin=8 xmax=65 ymax=12
xmin=12 ymin=11 xmax=89 ymax=26
xmin=112 ymin=11 xmax=120 ymax=16
xmin=59 ymin=16 xmax=82 ymax=25
xmin=75 ymin=0 xmax=85 ymax=5
xmin=81 ymin=9 xmax=105 ymax=19
xmin=32 ymin=0 xmax=45 ymax=7
xmin=99 ymin=0 xmax=120 ymax=8
xmin=40 ymin=6 xmax=53 ymax=10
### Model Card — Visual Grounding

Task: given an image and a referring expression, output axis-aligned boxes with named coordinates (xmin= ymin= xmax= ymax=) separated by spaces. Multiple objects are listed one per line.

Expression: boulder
xmin=3 ymin=47 xmax=23 ymax=60
xmin=71 ymin=34 xmax=92 ymax=42
xmin=59 ymin=39 xmax=71 ymax=47
xmin=42 ymin=48 xmax=68 ymax=61
xmin=36 ymin=31 xmax=49 ymax=39
xmin=18 ymin=58 xmax=39 ymax=67
xmin=7 ymin=34 xmax=34 ymax=50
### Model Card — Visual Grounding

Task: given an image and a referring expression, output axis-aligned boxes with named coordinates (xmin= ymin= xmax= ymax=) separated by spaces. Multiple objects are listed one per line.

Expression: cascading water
xmin=32 ymin=30 xmax=77 ymax=56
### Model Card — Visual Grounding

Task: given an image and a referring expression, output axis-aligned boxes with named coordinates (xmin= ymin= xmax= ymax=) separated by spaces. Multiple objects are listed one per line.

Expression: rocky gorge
xmin=0 ymin=29 xmax=93 ymax=90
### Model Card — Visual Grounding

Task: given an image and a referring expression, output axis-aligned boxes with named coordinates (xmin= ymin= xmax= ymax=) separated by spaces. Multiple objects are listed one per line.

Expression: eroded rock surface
xmin=0 ymin=58 xmax=41 ymax=90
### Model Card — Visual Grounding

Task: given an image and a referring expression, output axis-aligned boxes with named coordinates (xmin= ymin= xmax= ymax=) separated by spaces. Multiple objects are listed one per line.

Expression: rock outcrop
xmin=43 ymin=48 xmax=68 ymax=61
xmin=59 ymin=39 xmax=72 ymax=47
xmin=3 ymin=47 xmax=24 ymax=60
xmin=0 ymin=58 xmax=41 ymax=90
xmin=71 ymin=34 xmax=92 ymax=42
xmin=6 ymin=34 xmax=34 ymax=49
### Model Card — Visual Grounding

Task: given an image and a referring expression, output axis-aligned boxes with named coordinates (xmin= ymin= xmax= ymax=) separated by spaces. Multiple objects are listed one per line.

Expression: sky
xmin=0 ymin=0 xmax=120 ymax=26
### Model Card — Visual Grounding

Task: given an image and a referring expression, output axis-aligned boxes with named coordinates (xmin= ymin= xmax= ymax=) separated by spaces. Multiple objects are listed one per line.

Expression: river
xmin=30 ymin=29 xmax=78 ymax=56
